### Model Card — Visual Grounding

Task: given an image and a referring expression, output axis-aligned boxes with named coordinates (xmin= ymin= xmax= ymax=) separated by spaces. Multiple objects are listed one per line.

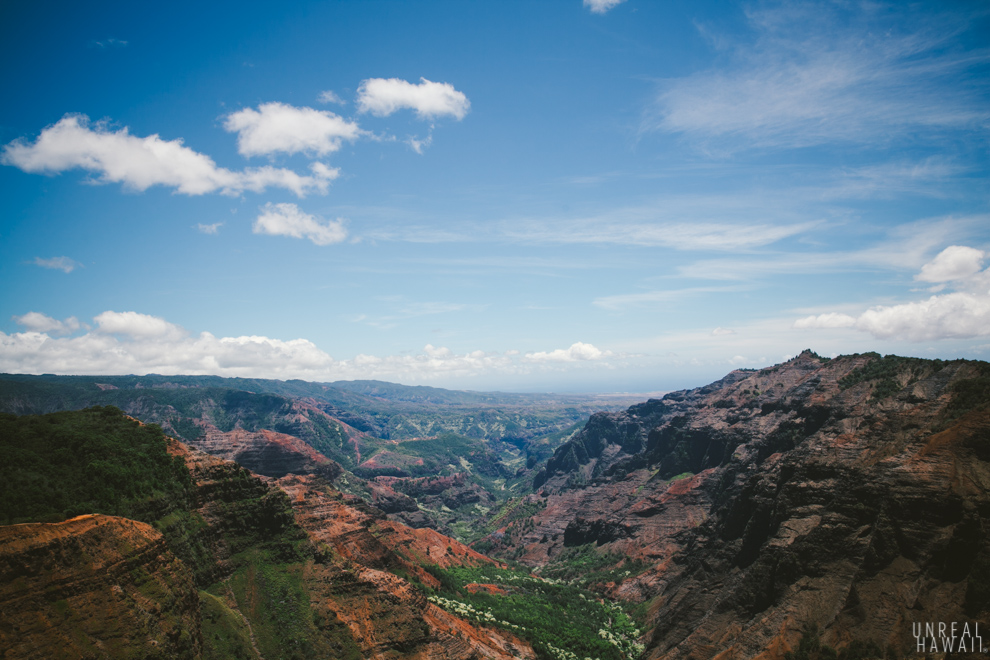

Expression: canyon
xmin=1 ymin=351 xmax=988 ymax=659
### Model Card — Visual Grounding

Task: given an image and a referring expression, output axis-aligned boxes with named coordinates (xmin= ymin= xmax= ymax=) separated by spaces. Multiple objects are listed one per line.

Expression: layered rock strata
xmin=0 ymin=515 xmax=200 ymax=659
xmin=278 ymin=473 xmax=532 ymax=660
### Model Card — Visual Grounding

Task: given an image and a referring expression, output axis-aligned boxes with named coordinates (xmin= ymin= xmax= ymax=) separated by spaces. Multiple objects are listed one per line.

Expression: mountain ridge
xmin=482 ymin=350 xmax=990 ymax=659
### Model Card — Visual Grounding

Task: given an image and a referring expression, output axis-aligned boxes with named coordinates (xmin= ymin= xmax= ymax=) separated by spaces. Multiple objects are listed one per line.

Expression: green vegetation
xmin=785 ymin=625 xmax=892 ymax=660
xmin=199 ymin=591 xmax=257 ymax=660
xmin=423 ymin=565 xmax=644 ymax=660
xmin=837 ymin=353 xmax=990 ymax=410
xmin=0 ymin=406 xmax=356 ymax=660
xmin=0 ymin=406 xmax=192 ymax=525
xmin=539 ymin=543 xmax=649 ymax=588
xmin=837 ymin=353 xmax=942 ymax=399
xmin=210 ymin=548 xmax=360 ymax=660
xmin=944 ymin=375 xmax=990 ymax=424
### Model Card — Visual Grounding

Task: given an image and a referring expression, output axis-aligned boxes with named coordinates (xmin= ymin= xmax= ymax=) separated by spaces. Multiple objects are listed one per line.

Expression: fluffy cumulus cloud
xmin=525 ymin=342 xmax=611 ymax=362
xmin=356 ymin=78 xmax=470 ymax=120
xmin=0 ymin=311 xmax=625 ymax=383
xmin=794 ymin=245 xmax=990 ymax=341
xmin=0 ymin=311 xmax=336 ymax=378
xmin=223 ymin=102 xmax=362 ymax=157
xmin=94 ymin=311 xmax=185 ymax=339
xmin=1 ymin=114 xmax=335 ymax=196
xmin=253 ymin=203 xmax=347 ymax=246
xmin=13 ymin=312 xmax=80 ymax=335
xmin=916 ymin=245 xmax=985 ymax=283
xmin=33 ymin=256 xmax=80 ymax=273
xmin=584 ymin=0 xmax=625 ymax=14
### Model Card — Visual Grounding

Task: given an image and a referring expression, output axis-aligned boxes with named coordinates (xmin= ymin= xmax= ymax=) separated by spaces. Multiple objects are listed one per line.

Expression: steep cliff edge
xmin=495 ymin=351 xmax=990 ymax=660
xmin=0 ymin=515 xmax=200 ymax=659
xmin=0 ymin=407 xmax=533 ymax=660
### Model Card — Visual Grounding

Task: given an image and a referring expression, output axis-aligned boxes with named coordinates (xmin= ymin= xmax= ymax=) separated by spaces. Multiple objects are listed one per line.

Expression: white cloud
xmin=95 ymin=311 xmax=185 ymax=339
xmin=13 ymin=312 xmax=80 ymax=335
xmin=0 ymin=318 xmax=335 ymax=379
xmin=506 ymin=219 xmax=814 ymax=250
xmin=1 ymin=114 xmax=335 ymax=197
xmin=649 ymin=3 xmax=989 ymax=149
xmin=794 ymin=245 xmax=990 ymax=341
xmin=196 ymin=222 xmax=223 ymax=235
xmin=584 ymin=0 xmax=625 ymax=14
xmin=318 ymin=90 xmax=345 ymax=105
xmin=678 ymin=215 xmax=986 ymax=281
xmin=407 ymin=133 xmax=433 ymax=154
xmin=223 ymin=102 xmax=362 ymax=157
xmin=594 ymin=286 xmax=747 ymax=310
xmin=852 ymin=293 xmax=990 ymax=341
xmin=253 ymin=202 xmax=347 ymax=246
xmin=916 ymin=245 xmax=985 ymax=283
xmin=356 ymin=78 xmax=470 ymax=120
xmin=89 ymin=38 xmax=127 ymax=49
xmin=793 ymin=312 xmax=857 ymax=330
xmin=525 ymin=342 xmax=611 ymax=362
xmin=0 ymin=313 xmax=623 ymax=382
xmin=33 ymin=256 xmax=80 ymax=273
xmin=712 ymin=327 xmax=736 ymax=336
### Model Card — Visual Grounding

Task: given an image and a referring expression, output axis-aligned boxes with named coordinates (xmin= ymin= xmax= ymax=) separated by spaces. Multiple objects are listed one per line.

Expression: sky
xmin=1 ymin=0 xmax=988 ymax=393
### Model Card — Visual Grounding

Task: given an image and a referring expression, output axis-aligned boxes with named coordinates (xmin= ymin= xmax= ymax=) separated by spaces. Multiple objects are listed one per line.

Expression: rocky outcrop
xmin=495 ymin=352 xmax=990 ymax=660
xmin=188 ymin=422 xmax=342 ymax=479
xmin=277 ymin=474 xmax=531 ymax=659
xmin=0 ymin=515 xmax=200 ymax=659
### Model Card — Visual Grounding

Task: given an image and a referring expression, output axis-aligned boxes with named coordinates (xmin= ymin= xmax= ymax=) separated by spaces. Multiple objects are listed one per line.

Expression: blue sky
xmin=1 ymin=0 xmax=988 ymax=392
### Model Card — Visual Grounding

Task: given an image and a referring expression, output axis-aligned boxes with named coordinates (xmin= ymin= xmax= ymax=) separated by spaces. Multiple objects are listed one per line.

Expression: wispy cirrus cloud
xmin=32 ymin=256 xmax=81 ymax=273
xmin=349 ymin=296 xmax=481 ymax=330
xmin=357 ymin=77 xmax=470 ymax=120
xmin=648 ymin=2 xmax=990 ymax=149
xmin=502 ymin=218 xmax=816 ymax=250
xmin=317 ymin=90 xmax=345 ymax=105
xmin=584 ymin=0 xmax=625 ymax=14
xmin=676 ymin=215 xmax=987 ymax=281
xmin=594 ymin=285 xmax=749 ymax=311
xmin=196 ymin=222 xmax=223 ymax=235
xmin=1 ymin=115 xmax=336 ymax=197
xmin=88 ymin=38 xmax=127 ymax=49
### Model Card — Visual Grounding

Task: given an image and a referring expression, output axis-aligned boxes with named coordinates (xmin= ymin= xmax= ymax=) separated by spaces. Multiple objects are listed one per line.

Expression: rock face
xmin=189 ymin=423 xmax=342 ymax=479
xmin=494 ymin=352 xmax=990 ymax=660
xmin=0 ymin=515 xmax=200 ymax=659
xmin=278 ymin=473 xmax=533 ymax=660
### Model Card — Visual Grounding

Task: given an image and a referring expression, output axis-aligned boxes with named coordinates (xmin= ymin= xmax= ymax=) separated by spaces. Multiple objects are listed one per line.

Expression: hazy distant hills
xmin=0 ymin=372 xmax=644 ymax=540
xmin=0 ymin=372 xmax=642 ymax=439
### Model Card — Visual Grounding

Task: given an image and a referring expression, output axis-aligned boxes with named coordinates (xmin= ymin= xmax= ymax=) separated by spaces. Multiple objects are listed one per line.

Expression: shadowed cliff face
xmin=493 ymin=352 xmax=990 ymax=660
